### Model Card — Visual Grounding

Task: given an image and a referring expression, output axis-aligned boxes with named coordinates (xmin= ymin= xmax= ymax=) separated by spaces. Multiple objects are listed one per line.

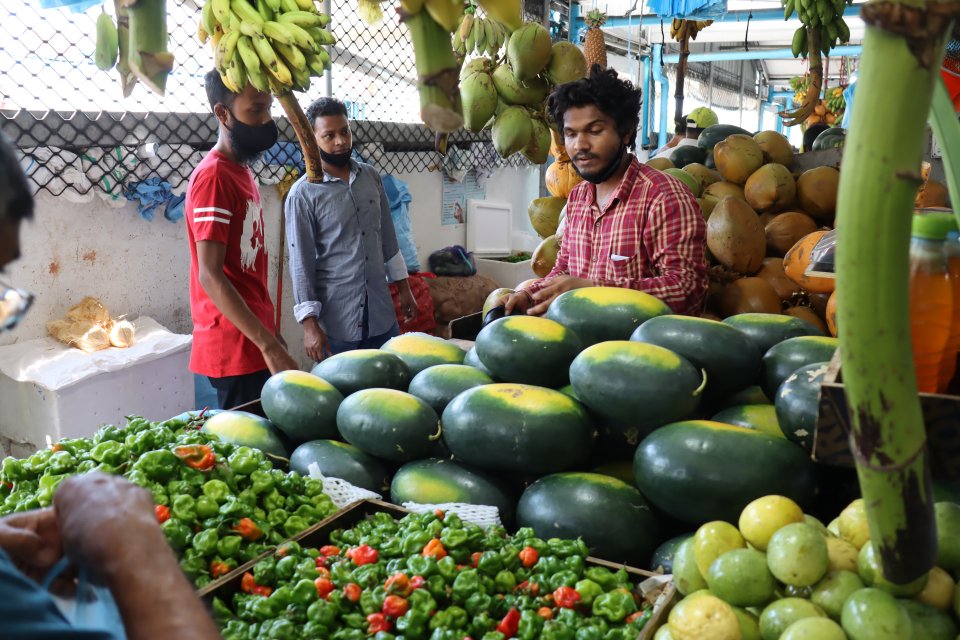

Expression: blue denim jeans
xmin=327 ymin=323 xmax=400 ymax=355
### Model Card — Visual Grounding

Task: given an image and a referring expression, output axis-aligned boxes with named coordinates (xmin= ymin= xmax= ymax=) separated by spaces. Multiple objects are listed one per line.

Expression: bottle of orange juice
xmin=909 ymin=212 xmax=954 ymax=394
xmin=938 ymin=216 xmax=960 ymax=393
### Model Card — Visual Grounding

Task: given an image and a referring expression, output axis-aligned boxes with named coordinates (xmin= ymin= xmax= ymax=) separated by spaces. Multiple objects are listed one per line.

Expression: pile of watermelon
xmin=214 ymin=287 xmax=851 ymax=569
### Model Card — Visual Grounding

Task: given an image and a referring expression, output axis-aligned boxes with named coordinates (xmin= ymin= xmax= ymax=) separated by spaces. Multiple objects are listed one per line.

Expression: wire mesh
xmin=0 ymin=0 xmax=541 ymax=199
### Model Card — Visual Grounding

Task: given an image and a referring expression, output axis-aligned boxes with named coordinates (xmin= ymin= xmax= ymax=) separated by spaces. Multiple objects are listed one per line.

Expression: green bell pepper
xmin=275 ymin=555 xmax=298 ymax=580
xmin=542 ymin=620 xmax=576 ymax=640
xmin=402 ymin=530 xmax=433 ymax=556
xmin=259 ymin=617 xmax=297 ymax=640
xmin=575 ymin=627 xmax=606 ymax=640
xmin=196 ymin=495 xmax=220 ymax=519
xmin=360 ymin=586 xmax=386 ymax=616
xmin=549 ymin=570 xmax=580 ymax=591
xmin=46 ymin=451 xmax=76 ymax=475
xmin=575 ymin=579 xmax=604 ymax=606
xmin=592 ymin=590 xmax=636 ymax=623
xmin=179 ymin=550 xmax=208 ymax=578
xmin=162 ymin=519 xmax=192 ymax=551
xmin=134 ymin=449 xmax=179 ymax=481
xmin=307 ymin=598 xmax=338 ymax=626
xmin=452 ymin=568 xmax=482 ymax=603
xmin=220 ymin=497 xmax=250 ymax=519
xmin=290 ymin=578 xmax=318 ymax=606
xmin=192 ymin=528 xmax=219 ymax=556
xmin=92 ymin=424 xmax=125 ymax=444
xmin=469 ymin=613 xmax=497 ymax=638
xmin=171 ymin=494 xmax=197 ymax=522
xmin=90 ymin=440 xmax=127 ymax=466
xmin=517 ymin=609 xmax=545 ymax=640
xmin=202 ymin=479 xmax=230 ymax=504
xmin=249 ymin=469 xmax=274 ymax=494
xmin=36 ymin=473 xmax=67 ymax=507
xmin=283 ymin=515 xmax=311 ymax=537
xmin=436 ymin=556 xmax=458 ymax=581
xmin=405 ymin=554 xmax=435 ymax=577
xmin=494 ymin=570 xmax=517 ymax=593
xmin=217 ymin=535 xmax=243 ymax=559
xmin=465 ymin=591 xmax=493 ymax=617
xmin=227 ymin=447 xmax=260 ymax=475
xmin=295 ymin=557 xmax=320 ymax=581
xmin=478 ymin=551 xmax=505 ymax=576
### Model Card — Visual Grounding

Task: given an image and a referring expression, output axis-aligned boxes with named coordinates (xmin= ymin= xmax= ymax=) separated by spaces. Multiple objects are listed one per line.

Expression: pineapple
xmin=583 ymin=9 xmax=608 ymax=71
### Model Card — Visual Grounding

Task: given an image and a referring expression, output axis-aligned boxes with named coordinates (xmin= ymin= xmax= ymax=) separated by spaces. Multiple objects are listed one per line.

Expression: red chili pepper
xmin=422 ymin=538 xmax=447 ymax=559
xmin=410 ymin=575 xmax=426 ymax=590
xmin=346 ymin=544 xmax=379 ymax=566
xmin=553 ymin=586 xmax=581 ymax=609
xmin=210 ymin=561 xmax=232 ymax=578
xmin=316 ymin=566 xmax=331 ymax=579
xmin=367 ymin=612 xmax=392 ymax=634
xmin=385 ymin=572 xmax=412 ymax=597
xmin=252 ymin=585 xmax=273 ymax=597
xmin=314 ymin=577 xmax=335 ymax=599
xmin=537 ymin=607 xmax=554 ymax=620
xmin=320 ymin=545 xmax=341 ymax=557
xmin=232 ymin=517 xmax=262 ymax=541
xmin=172 ymin=444 xmax=216 ymax=471
xmin=626 ymin=611 xmax=645 ymax=624
xmin=241 ymin=572 xmax=256 ymax=594
xmin=471 ymin=552 xmax=482 ymax=567
xmin=50 ymin=443 xmax=63 ymax=452
xmin=154 ymin=504 xmax=171 ymax=524
xmin=382 ymin=594 xmax=410 ymax=618
xmin=518 ymin=546 xmax=539 ymax=568
xmin=496 ymin=607 xmax=521 ymax=638
xmin=344 ymin=582 xmax=362 ymax=603
xmin=2 ymin=482 xmax=12 ymax=491
xmin=434 ymin=509 xmax=445 ymax=520
xmin=315 ymin=556 xmax=328 ymax=569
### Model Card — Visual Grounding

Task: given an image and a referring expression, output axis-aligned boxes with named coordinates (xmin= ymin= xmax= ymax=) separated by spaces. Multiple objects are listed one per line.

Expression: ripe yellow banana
xmin=252 ymin=32 xmax=281 ymax=71
xmin=227 ymin=57 xmax=248 ymax=91
xmin=212 ymin=0 xmax=232 ymax=24
xmin=268 ymin=55 xmax=294 ymax=86
xmin=198 ymin=22 xmax=210 ymax=44
xmin=218 ymin=29 xmax=241 ymax=65
xmin=457 ymin=12 xmax=474 ymax=41
xmin=281 ymin=21 xmax=320 ymax=50
xmin=277 ymin=10 xmax=324 ymax=27
xmin=236 ymin=34 xmax=262 ymax=70
xmin=294 ymin=0 xmax=315 ymax=10
xmin=263 ymin=20 xmax=294 ymax=44
xmin=231 ymin=0 xmax=265 ymax=24
xmin=274 ymin=40 xmax=307 ymax=69
xmin=423 ymin=0 xmax=464 ymax=33
xmin=201 ymin=1 xmax=218 ymax=36
xmin=475 ymin=0 xmax=522 ymax=32
xmin=239 ymin=20 xmax=263 ymax=36
xmin=247 ymin=62 xmax=270 ymax=91
xmin=279 ymin=0 xmax=299 ymax=11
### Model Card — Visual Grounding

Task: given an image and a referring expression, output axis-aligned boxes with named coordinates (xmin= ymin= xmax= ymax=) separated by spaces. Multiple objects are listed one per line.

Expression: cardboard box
xmin=475 ymin=257 xmax=535 ymax=289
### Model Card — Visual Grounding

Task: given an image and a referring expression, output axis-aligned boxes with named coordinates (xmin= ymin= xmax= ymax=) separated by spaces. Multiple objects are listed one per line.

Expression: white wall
xmin=1 ymin=163 xmax=542 ymax=371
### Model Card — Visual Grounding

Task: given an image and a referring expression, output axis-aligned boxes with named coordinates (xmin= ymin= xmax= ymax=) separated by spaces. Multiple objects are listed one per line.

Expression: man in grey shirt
xmin=285 ymin=97 xmax=417 ymax=362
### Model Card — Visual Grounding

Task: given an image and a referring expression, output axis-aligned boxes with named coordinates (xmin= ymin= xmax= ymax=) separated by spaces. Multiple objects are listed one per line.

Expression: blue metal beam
xmin=651 ymin=45 xmax=669 ymax=148
xmin=662 ymin=45 xmax=861 ymax=62
xmin=591 ymin=4 xmax=861 ymax=30
xmin=569 ymin=3 xmax=580 ymax=42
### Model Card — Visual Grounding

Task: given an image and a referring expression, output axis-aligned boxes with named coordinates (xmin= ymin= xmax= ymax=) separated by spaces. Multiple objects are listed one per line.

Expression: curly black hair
xmin=547 ymin=65 xmax=642 ymax=149
xmin=306 ymin=97 xmax=348 ymax=126
xmin=0 ymin=132 xmax=33 ymax=222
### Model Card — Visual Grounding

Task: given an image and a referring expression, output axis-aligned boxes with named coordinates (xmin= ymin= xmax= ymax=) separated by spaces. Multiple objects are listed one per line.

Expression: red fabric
xmin=524 ymin=157 xmax=709 ymax=315
xmin=185 ymin=150 xmax=276 ymax=377
xmin=389 ymin=272 xmax=437 ymax=335
xmin=942 ymin=69 xmax=960 ymax=111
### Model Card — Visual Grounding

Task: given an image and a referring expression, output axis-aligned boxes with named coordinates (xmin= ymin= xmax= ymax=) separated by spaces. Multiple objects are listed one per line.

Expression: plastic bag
xmin=806 ymin=229 xmax=836 ymax=278
xmin=402 ymin=501 xmax=501 ymax=529
xmin=428 ymin=245 xmax=477 ymax=277
xmin=43 ymin=557 xmax=127 ymax=639
xmin=841 ymin=80 xmax=856 ymax=129
xmin=647 ymin=0 xmax=727 ymax=21
xmin=38 ymin=0 xmax=102 ymax=12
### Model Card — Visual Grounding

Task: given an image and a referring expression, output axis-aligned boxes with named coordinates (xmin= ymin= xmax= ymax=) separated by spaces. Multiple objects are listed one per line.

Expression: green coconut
xmin=506 ymin=22 xmax=552 ymax=82
xmin=492 ymin=107 xmax=533 ymax=158
xmin=528 ymin=196 xmax=566 ymax=238
xmin=522 ymin=117 xmax=551 ymax=164
xmin=492 ymin=64 xmax=550 ymax=106
xmin=545 ymin=41 xmax=587 ymax=86
xmin=461 ymin=71 xmax=498 ymax=134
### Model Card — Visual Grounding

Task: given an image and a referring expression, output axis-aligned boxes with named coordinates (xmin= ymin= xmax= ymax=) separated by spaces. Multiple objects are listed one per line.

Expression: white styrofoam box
xmin=0 ymin=317 xmax=193 ymax=449
xmin=475 ymin=258 xmax=536 ymax=289
xmin=466 ymin=199 xmax=512 ymax=258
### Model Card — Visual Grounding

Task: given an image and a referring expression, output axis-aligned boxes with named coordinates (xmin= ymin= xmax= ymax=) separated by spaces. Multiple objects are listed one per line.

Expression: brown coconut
xmin=784 ymin=305 xmax=828 ymax=334
xmin=703 ymin=181 xmax=746 ymax=202
xmin=714 ymin=134 xmax=765 ymax=185
xmin=718 ymin=277 xmax=783 ymax=317
xmin=683 ymin=163 xmax=722 ymax=192
xmin=765 ymin=211 xmax=818 ymax=257
xmin=646 ymin=157 xmax=674 ymax=171
xmin=698 ymin=197 xmax=718 ymax=221
xmin=756 ymin=257 xmax=801 ymax=302
xmin=706 ymin=196 xmax=767 ymax=275
xmin=759 ymin=212 xmax=779 ymax=228
xmin=797 ymin=166 xmax=840 ymax=222
xmin=744 ymin=163 xmax=797 ymax=213
xmin=532 ymin=234 xmax=560 ymax=277
xmin=916 ymin=180 xmax=949 ymax=208
xmin=753 ymin=131 xmax=795 ymax=167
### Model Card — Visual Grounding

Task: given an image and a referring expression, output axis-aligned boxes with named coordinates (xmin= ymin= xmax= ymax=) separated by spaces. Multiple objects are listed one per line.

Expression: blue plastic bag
xmin=841 ymin=80 xmax=856 ymax=129
xmin=647 ymin=0 xmax=727 ymax=20
xmin=37 ymin=0 xmax=102 ymax=13
xmin=43 ymin=557 xmax=127 ymax=639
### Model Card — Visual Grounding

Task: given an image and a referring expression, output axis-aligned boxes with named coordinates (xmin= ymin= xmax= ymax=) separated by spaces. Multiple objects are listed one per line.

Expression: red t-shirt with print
xmin=185 ymin=150 xmax=275 ymax=378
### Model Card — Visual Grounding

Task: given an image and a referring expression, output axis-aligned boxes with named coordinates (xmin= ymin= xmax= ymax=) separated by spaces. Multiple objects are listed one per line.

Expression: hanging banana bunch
xmin=669 ymin=18 xmax=712 ymax=42
xmin=453 ymin=4 xmax=509 ymax=58
xmin=198 ymin=0 xmax=336 ymax=182
xmin=94 ymin=0 xmax=168 ymax=96
xmin=780 ymin=0 xmax=851 ymax=126
xmin=670 ymin=19 xmax=711 ymax=135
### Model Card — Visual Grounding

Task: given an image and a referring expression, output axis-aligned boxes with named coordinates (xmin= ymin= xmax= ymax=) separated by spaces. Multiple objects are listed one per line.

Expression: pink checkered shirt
xmin=527 ymin=156 xmax=709 ymax=315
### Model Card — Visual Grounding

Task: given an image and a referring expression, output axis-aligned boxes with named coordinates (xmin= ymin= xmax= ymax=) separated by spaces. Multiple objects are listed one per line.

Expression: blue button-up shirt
xmin=284 ymin=161 xmax=408 ymax=342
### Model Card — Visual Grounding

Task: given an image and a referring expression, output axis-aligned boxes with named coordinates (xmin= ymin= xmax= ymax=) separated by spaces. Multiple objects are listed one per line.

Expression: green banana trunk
xmin=276 ymin=92 xmax=323 ymax=183
xmin=405 ymin=9 xmax=464 ymax=133
xmin=835 ymin=5 xmax=954 ymax=584
xmin=125 ymin=0 xmax=174 ymax=95
xmin=113 ymin=0 xmax=137 ymax=96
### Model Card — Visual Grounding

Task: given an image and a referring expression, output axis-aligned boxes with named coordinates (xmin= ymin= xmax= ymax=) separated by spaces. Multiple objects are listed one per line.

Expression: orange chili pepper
xmin=422 ymin=538 xmax=447 ymax=559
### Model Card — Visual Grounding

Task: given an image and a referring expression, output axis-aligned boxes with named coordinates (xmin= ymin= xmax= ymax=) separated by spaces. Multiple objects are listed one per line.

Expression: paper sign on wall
xmin=441 ymin=170 xmax=486 ymax=226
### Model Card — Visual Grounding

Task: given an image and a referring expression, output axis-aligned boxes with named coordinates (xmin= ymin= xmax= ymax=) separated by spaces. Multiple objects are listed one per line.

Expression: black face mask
xmin=574 ymin=142 xmax=627 ymax=184
xmin=320 ymin=148 xmax=353 ymax=167
xmin=225 ymin=109 xmax=279 ymax=164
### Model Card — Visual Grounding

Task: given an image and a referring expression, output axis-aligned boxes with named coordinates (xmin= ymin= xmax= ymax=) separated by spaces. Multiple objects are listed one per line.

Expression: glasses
xmin=0 ymin=281 xmax=34 ymax=331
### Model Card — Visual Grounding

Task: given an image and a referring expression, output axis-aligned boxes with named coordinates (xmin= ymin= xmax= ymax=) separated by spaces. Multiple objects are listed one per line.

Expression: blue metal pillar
xmin=662 ymin=45 xmax=862 ymax=63
xmin=651 ymin=45 xmax=669 ymax=148
xmin=569 ymin=3 xmax=580 ymax=43
xmin=641 ymin=54 xmax=651 ymax=147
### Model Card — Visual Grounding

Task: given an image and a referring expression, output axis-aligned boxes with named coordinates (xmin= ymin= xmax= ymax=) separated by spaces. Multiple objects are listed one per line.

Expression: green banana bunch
xmin=783 ymin=0 xmax=849 ymax=56
xmin=94 ymin=11 xmax=119 ymax=71
xmin=201 ymin=0 xmax=335 ymax=94
xmin=454 ymin=12 xmax=507 ymax=56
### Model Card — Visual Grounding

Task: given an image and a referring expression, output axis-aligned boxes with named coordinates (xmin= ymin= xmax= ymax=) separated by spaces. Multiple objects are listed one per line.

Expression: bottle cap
xmin=912 ymin=211 xmax=955 ymax=240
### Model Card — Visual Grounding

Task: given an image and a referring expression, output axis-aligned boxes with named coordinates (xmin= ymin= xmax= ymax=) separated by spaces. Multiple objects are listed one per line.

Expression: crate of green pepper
xmin=203 ymin=499 xmax=676 ymax=640
xmin=0 ymin=414 xmax=341 ymax=589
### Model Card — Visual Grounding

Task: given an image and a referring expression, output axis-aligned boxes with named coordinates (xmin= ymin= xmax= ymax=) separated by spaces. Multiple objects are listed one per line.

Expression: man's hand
xmin=527 ymin=276 xmax=593 ymax=316
xmin=261 ymin=340 xmax=299 ymax=374
xmin=303 ymin=318 xmax=332 ymax=363
xmin=502 ymin=290 xmax=532 ymax=316
xmin=398 ymin=281 xmax=417 ymax=322
xmin=0 ymin=508 xmax=62 ymax=585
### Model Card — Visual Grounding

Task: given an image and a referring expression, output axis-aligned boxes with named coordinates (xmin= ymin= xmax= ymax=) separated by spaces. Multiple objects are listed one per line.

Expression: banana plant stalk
xmin=276 ymin=92 xmax=323 ymax=183
xmin=122 ymin=0 xmax=174 ymax=95
xmin=404 ymin=8 xmax=464 ymax=133
xmin=113 ymin=0 xmax=137 ymax=96
xmin=929 ymin=79 xmax=960 ymax=224
xmin=835 ymin=1 xmax=954 ymax=583
xmin=674 ymin=27 xmax=690 ymax=133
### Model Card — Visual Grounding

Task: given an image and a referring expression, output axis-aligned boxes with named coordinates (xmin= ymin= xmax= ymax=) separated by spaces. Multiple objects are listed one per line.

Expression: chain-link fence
xmin=0 ymin=0 xmax=544 ymax=201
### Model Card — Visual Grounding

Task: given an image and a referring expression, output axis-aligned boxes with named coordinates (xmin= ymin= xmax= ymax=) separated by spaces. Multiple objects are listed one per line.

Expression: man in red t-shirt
xmin=185 ymin=70 xmax=298 ymax=409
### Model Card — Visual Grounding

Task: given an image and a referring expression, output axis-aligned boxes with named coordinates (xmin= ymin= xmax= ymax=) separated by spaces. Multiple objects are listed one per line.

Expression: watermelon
xmin=723 ymin=313 xmax=824 ymax=354
xmin=761 ymin=336 xmax=839 ymax=399
xmin=516 ymin=472 xmax=661 ymax=565
xmin=812 ymin=127 xmax=846 ymax=151
xmin=720 ymin=385 xmax=771 ymax=407
xmin=557 ymin=384 xmax=578 ymax=400
xmin=336 ymin=389 xmax=440 ymax=462
xmin=202 ymin=411 xmax=287 ymax=457
xmin=463 ymin=347 xmax=496 ymax=379
xmin=711 ymin=404 xmax=783 ymax=439
xmin=569 ymin=341 xmax=704 ymax=428
xmin=775 ymin=361 xmax=830 ymax=451
xmin=311 ymin=349 xmax=411 ymax=396
xmin=670 ymin=144 xmax=708 ymax=168
xmin=650 ymin=534 xmax=692 ymax=574
xmin=390 ymin=458 xmax=515 ymax=522
xmin=407 ymin=364 xmax=493 ymax=416
xmin=631 ymin=315 xmax=762 ymax=399
xmin=698 ymin=124 xmax=752 ymax=151
xmin=289 ymin=440 xmax=390 ymax=492
xmin=474 ymin=316 xmax=582 ymax=388
xmin=592 ymin=460 xmax=637 ymax=486
xmin=382 ymin=333 xmax=466 ymax=376
xmin=633 ymin=420 xmax=817 ymax=525
xmin=441 ymin=383 xmax=594 ymax=474
xmin=545 ymin=286 xmax=671 ymax=347
xmin=260 ymin=371 xmax=343 ymax=442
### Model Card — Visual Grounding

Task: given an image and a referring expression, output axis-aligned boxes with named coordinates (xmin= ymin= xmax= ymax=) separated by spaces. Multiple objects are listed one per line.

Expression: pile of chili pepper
xmin=212 ymin=510 xmax=654 ymax=640
xmin=0 ymin=415 xmax=339 ymax=588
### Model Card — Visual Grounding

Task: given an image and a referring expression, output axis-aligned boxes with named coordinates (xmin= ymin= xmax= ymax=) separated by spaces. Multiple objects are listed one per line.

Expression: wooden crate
xmin=200 ymin=499 xmax=677 ymax=639
xmin=815 ymin=352 xmax=960 ymax=480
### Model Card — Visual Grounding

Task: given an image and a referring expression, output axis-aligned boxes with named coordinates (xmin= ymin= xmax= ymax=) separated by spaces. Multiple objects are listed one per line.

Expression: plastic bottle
xmin=909 ymin=212 xmax=954 ymax=394
xmin=938 ymin=219 xmax=960 ymax=393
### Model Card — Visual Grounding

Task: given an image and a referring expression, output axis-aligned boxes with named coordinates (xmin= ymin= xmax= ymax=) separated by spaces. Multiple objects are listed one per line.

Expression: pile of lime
xmin=656 ymin=495 xmax=960 ymax=640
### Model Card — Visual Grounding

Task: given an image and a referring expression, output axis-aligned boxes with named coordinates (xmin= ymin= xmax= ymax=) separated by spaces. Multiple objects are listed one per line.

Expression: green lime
xmin=899 ymin=599 xmax=957 ymax=640
xmin=857 ymin=541 xmax=928 ymax=597
xmin=841 ymin=588 xmax=912 ymax=640
xmin=706 ymin=548 xmax=776 ymax=607
xmin=673 ymin=537 xmax=708 ymax=596
xmin=935 ymin=501 xmax=960 ymax=572
xmin=766 ymin=522 xmax=829 ymax=587
xmin=810 ymin=570 xmax=865 ymax=621
xmin=731 ymin=606 xmax=762 ymax=640
xmin=693 ymin=521 xmax=745 ymax=577
xmin=780 ymin=617 xmax=847 ymax=640
xmin=759 ymin=597 xmax=826 ymax=640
